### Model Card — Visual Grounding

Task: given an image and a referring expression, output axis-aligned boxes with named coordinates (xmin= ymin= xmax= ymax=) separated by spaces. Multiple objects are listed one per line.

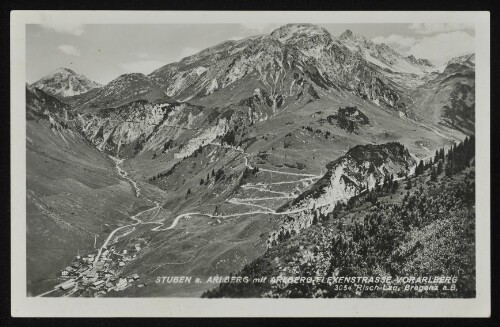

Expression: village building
xmin=60 ymin=280 xmax=76 ymax=290
xmin=82 ymin=268 xmax=99 ymax=283
xmin=91 ymin=280 xmax=105 ymax=289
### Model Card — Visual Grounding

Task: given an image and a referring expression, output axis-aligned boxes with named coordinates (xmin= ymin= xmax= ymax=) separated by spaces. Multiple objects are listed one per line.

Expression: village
xmin=54 ymin=238 xmax=149 ymax=297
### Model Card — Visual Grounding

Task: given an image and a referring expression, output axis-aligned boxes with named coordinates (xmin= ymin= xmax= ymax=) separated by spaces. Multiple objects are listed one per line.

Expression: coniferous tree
xmin=437 ymin=160 xmax=443 ymax=175
xmin=445 ymin=161 xmax=453 ymax=177
xmin=439 ymin=148 xmax=445 ymax=160
xmin=430 ymin=167 xmax=437 ymax=182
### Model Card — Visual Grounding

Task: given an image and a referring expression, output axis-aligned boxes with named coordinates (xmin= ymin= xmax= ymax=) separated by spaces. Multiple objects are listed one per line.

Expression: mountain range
xmin=26 ymin=24 xmax=474 ymax=297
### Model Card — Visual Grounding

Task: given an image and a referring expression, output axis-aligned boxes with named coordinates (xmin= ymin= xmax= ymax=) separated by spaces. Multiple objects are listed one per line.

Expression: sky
xmin=26 ymin=22 xmax=475 ymax=85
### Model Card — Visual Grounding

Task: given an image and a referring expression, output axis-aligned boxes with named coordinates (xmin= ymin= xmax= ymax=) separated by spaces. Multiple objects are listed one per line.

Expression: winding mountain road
xmin=37 ymin=138 xmax=440 ymax=297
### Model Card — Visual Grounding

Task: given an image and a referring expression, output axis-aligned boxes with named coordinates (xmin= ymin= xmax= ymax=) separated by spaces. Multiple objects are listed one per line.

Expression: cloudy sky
xmin=26 ymin=22 xmax=475 ymax=84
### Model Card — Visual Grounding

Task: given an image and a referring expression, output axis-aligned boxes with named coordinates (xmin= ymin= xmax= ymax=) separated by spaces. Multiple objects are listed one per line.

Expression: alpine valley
xmin=26 ymin=24 xmax=475 ymax=298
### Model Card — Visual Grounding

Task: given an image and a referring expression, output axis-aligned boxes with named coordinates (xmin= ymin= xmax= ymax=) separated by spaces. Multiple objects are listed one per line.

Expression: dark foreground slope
xmin=203 ymin=137 xmax=475 ymax=298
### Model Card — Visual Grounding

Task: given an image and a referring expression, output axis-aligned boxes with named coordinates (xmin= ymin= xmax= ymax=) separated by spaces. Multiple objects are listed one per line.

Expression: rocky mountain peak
xmin=441 ymin=53 xmax=475 ymax=76
xmin=339 ymin=29 xmax=366 ymax=43
xmin=446 ymin=53 xmax=475 ymax=66
xmin=76 ymin=72 xmax=160 ymax=110
xmin=406 ymin=54 xmax=434 ymax=67
xmin=53 ymin=67 xmax=77 ymax=75
xmin=270 ymin=23 xmax=331 ymax=43
xmin=31 ymin=67 xmax=102 ymax=98
xmin=337 ymin=30 xmax=437 ymax=75
xmin=340 ymin=29 xmax=353 ymax=39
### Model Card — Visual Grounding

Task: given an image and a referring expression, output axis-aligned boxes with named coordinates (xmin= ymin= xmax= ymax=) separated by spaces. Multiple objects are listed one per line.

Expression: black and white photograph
xmin=10 ymin=10 xmax=490 ymax=317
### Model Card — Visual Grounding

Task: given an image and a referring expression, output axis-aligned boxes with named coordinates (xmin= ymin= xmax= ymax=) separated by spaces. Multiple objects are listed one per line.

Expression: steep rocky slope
xmin=269 ymin=142 xmax=416 ymax=247
xmin=26 ymin=85 xmax=73 ymax=121
xmin=339 ymin=29 xmax=436 ymax=76
xmin=409 ymin=54 xmax=475 ymax=134
xmin=72 ymin=73 xmax=162 ymax=112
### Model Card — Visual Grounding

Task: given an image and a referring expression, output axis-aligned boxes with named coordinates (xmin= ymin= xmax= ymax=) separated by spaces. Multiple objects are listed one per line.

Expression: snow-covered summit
xmin=31 ymin=67 xmax=102 ymax=98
